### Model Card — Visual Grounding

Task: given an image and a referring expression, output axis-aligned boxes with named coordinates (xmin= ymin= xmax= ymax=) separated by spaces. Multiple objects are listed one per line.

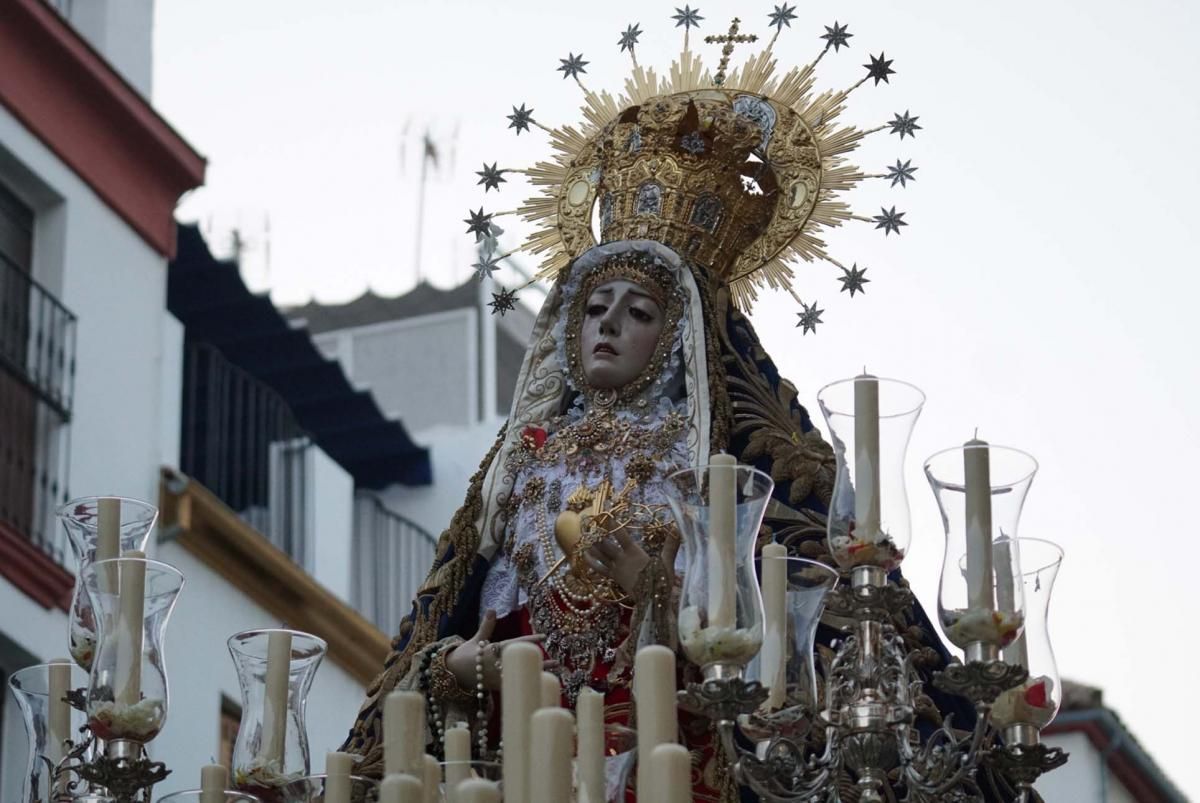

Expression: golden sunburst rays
xmin=469 ymin=8 xmax=917 ymax=322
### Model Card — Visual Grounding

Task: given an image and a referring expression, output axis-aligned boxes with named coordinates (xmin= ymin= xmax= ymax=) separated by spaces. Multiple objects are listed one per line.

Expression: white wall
xmin=63 ymin=0 xmax=156 ymax=97
xmin=1038 ymin=731 xmax=1138 ymax=803
xmin=377 ymin=415 xmax=506 ymax=543
xmin=307 ymin=447 xmax=354 ymax=603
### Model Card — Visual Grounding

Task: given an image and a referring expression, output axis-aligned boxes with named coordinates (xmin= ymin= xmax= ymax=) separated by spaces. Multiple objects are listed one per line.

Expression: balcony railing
xmin=0 ymin=252 xmax=75 ymax=565
xmin=181 ymin=341 xmax=311 ymax=566
xmin=352 ymin=493 xmax=437 ymax=636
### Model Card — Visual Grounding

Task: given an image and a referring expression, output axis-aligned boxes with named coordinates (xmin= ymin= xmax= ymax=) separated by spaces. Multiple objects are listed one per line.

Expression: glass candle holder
xmin=8 ymin=661 xmax=89 ymax=803
xmin=82 ymin=557 xmax=184 ymax=744
xmin=924 ymin=444 xmax=1038 ymax=652
xmin=274 ymin=773 xmax=378 ymax=803
xmin=59 ymin=496 xmax=158 ymax=671
xmin=664 ymin=462 xmax=773 ymax=673
xmin=817 ymin=376 xmax=925 ymax=572
xmin=745 ymin=555 xmax=839 ymax=736
xmin=988 ymin=538 xmax=1064 ymax=732
xmin=228 ymin=629 xmax=327 ymax=796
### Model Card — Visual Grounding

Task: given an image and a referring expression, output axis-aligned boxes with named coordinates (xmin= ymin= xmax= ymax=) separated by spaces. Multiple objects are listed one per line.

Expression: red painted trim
xmin=0 ymin=520 xmax=73 ymax=612
xmin=0 ymin=0 xmax=205 ymax=258
xmin=1044 ymin=718 xmax=1172 ymax=803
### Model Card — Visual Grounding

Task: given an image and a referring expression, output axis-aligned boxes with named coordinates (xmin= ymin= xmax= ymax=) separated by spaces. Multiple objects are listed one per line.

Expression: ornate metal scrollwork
xmin=676 ymin=676 xmax=769 ymax=721
xmin=76 ymin=752 xmax=170 ymax=803
xmin=932 ymin=659 xmax=1029 ymax=705
xmin=825 ymin=583 xmax=915 ymax=624
xmin=986 ymin=742 xmax=1069 ymax=791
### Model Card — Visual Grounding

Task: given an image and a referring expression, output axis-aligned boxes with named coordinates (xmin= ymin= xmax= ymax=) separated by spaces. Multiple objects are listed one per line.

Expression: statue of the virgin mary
xmin=343 ymin=12 xmax=967 ymax=801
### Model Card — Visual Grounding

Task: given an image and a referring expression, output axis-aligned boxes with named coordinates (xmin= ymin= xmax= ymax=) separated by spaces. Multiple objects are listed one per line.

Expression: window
xmin=0 ymin=181 xmax=75 ymax=563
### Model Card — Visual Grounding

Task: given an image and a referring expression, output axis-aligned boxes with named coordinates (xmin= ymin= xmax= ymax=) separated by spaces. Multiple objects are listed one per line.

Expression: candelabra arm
xmin=899 ymin=701 xmax=995 ymax=800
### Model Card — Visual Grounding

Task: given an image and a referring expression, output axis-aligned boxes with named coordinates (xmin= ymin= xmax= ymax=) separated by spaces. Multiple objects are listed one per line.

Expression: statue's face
xmin=580 ymin=279 xmax=666 ymax=390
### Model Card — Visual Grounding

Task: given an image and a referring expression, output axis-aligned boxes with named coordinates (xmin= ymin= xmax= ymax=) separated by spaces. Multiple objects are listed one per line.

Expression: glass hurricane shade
xmin=7 ymin=661 xmax=89 ymax=803
xmin=59 ymin=496 xmax=158 ymax=672
xmin=663 ymin=462 xmax=773 ymax=672
xmin=817 ymin=377 xmax=925 ymax=572
xmin=924 ymin=444 xmax=1038 ymax=651
xmin=81 ymin=557 xmax=184 ymax=744
xmin=988 ymin=537 xmax=1065 ymax=731
xmin=228 ymin=629 xmax=328 ymax=795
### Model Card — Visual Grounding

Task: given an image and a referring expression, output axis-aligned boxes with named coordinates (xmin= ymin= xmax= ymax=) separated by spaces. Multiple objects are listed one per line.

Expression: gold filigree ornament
xmin=468 ymin=8 xmax=921 ymax=326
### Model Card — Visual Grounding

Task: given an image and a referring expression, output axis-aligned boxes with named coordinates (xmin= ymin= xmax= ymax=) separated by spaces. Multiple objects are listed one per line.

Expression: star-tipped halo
xmin=795 ymin=300 xmax=824 ymax=334
xmin=768 ymin=4 xmax=798 ymax=31
xmin=885 ymin=159 xmax=917 ymax=188
xmin=821 ymin=21 xmax=852 ymax=51
xmin=672 ymin=6 xmax=703 ymax=29
xmin=873 ymin=206 xmax=907 ymax=236
xmin=864 ymin=52 xmax=895 ymax=85
xmin=476 ymin=162 xmax=507 ymax=192
xmin=557 ymin=53 xmax=589 ymax=80
xmin=472 ymin=252 xmax=502 ymax=281
xmin=464 ymin=207 xmax=493 ymax=239
xmin=618 ymin=23 xmax=643 ymax=52
xmin=488 ymin=287 xmax=518 ymax=316
xmin=888 ymin=110 xmax=922 ymax=139
xmin=838 ymin=264 xmax=870 ymax=296
xmin=507 ymin=104 xmax=534 ymax=135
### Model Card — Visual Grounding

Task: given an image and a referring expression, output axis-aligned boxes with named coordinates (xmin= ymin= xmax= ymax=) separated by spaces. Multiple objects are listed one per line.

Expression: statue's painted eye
xmin=587 ymin=304 xmax=607 ymax=316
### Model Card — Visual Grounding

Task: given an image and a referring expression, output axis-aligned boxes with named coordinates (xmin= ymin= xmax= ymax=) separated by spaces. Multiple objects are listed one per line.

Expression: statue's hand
xmin=445 ymin=609 xmax=557 ymax=692
xmin=584 ymin=527 xmax=653 ymax=596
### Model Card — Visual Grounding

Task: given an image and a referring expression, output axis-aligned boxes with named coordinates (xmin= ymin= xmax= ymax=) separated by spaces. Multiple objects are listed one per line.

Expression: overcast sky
xmin=154 ymin=0 xmax=1200 ymax=795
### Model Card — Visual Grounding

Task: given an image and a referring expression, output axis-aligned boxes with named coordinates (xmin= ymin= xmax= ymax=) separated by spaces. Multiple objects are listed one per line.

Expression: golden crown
xmin=469 ymin=6 xmax=920 ymax=331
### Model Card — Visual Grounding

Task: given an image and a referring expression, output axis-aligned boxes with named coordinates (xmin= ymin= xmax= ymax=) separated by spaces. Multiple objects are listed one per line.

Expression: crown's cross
xmin=705 ymin=17 xmax=758 ymax=85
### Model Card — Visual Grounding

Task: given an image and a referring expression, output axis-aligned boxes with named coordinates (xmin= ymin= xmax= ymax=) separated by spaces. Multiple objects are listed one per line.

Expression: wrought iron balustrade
xmin=352 ymin=493 xmax=437 ymax=636
xmin=0 ymin=251 xmax=75 ymax=565
xmin=181 ymin=340 xmax=311 ymax=566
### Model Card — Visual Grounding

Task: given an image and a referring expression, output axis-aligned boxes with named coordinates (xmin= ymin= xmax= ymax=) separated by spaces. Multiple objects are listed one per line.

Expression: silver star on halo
xmin=476 ymin=162 xmax=506 ymax=192
xmin=864 ymin=52 xmax=895 ymax=85
xmin=768 ymin=4 xmax=798 ymax=31
xmin=557 ymin=52 xmax=589 ymax=80
xmin=464 ymin=207 xmax=493 ymax=240
xmin=795 ymin=300 xmax=824 ymax=335
xmin=821 ymin=21 xmax=852 ymax=51
xmin=888 ymin=110 xmax=922 ymax=139
xmin=507 ymin=104 xmax=534 ymax=135
xmin=489 ymin=287 xmax=519 ymax=316
xmin=472 ymin=252 xmax=502 ymax=281
xmin=672 ymin=6 xmax=703 ymax=29
xmin=838 ymin=264 xmax=870 ymax=296
xmin=885 ymin=159 xmax=918 ymax=188
xmin=618 ymin=23 xmax=643 ymax=52
xmin=873 ymin=206 xmax=907 ymax=236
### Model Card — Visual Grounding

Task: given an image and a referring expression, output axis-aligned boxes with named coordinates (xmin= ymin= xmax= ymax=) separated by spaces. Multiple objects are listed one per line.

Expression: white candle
xmin=200 ymin=763 xmax=227 ymax=803
xmin=444 ymin=724 xmax=472 ymax=802
xmin=648 ymin=743 xmax=691 ymax=803
xmin=854 ymin=374 xmax=882 ymax=541
xmin=115 ymin=551 xmax=146 ymax=706
xmin=325 ymin=751 xmax=355 ymax=803
xmin=529 ymin=708 xmax=574 ymax=803
xmin=380 ymin=773 xmax=424 ymax=803
xmin=457 ymin=779 xmax=501 ymax=803
xmin=963 ymin=438 xmax=995 ymax=612
xmin=47 ymin=660 xmax=71 ymax=764
xmin=760 ymin=543 xmax=788 ymax=710
xmin=576 ymin=687 xmax=605 ymax=803
xmin=262 ymin=630 xmax=293 ymax=764
xmin=634 ymin=645 xmax=677 ymax=802
xmin=384 ymin=691 xmax=425 ymax=776
xmin=993 ymin=539 xmax=1029 ymax=668
xmin=501 ymin=641 xmax=541 ymax=803
xmin=422 ymin=753 xmax=440 ymax=803
xmin=707 ymin=454 xmax=738 ymax=629
xmin=96 ymin=497 xmax=121 ymax=560
xmin=540 ymin=671 xmax=561 ymax=708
